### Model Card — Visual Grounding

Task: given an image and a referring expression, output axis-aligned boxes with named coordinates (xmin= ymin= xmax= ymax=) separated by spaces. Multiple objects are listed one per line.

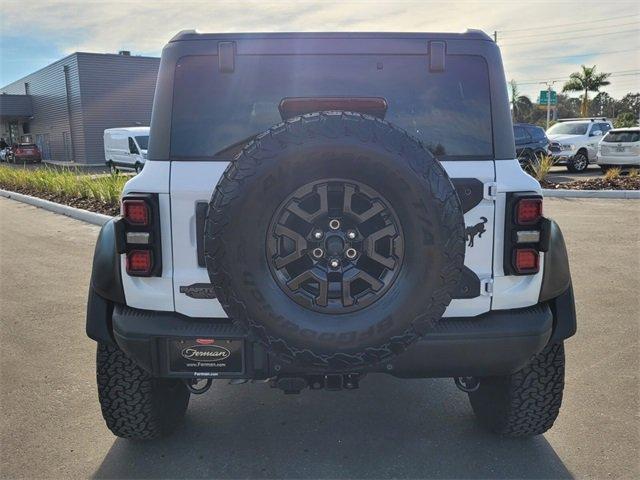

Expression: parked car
xmin=597 ymin=127 xmax=640 ymax=171
xmin=86 ymin=30 xmax=575 ymax=441
xmin=0 ymin=147 xmax=9 ymax=162
xmin=514 ymin=123 xmax=550 ymax=168
xmin=547 ymin=118 xmax=612 ymax=173
xmin=6 ymin=143 xmax=42 ymax=164
xmin=104 ymin=127 xmax=149 ymax=173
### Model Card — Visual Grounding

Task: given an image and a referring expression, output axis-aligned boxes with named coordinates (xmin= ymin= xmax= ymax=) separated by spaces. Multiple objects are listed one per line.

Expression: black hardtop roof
xmin=169 ymin=29 xmax=493 ymax=43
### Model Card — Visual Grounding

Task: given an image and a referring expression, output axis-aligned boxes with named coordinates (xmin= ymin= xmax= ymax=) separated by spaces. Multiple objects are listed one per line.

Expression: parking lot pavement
xmin=547 ymin=165 xmax=602 ymax=183
xmin=1 ymin=196 xmax=638 ymax=479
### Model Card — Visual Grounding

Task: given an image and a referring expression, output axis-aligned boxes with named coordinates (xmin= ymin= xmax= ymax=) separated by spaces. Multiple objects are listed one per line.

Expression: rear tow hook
xmin=454 ymin=376 xmax=480 ymax=393
xmin=185 ymin=378 xmax=213 ymax=394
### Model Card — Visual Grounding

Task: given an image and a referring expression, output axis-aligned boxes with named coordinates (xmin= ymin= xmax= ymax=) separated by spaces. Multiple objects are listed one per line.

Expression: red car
xmin=7 ymin=143 xmax=42 ymax=164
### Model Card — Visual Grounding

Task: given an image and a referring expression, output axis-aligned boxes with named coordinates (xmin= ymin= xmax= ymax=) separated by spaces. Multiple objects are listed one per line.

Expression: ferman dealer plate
xmin=168 ymin=338 xmax=244 ymax=376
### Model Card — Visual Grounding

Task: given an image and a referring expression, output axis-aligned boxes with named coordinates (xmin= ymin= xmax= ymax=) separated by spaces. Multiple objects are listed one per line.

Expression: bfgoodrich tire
xmin=96 ymin=343 xmax=190 ymax=440
xmin=468 ymin=342 xmax=565 ymax=437
xmin=205 ymin=111 xmax=465 ymax=371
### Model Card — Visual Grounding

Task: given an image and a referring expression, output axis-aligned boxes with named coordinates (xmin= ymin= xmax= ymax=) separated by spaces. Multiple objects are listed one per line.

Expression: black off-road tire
xmin=469 ymin=342 xmax=565 ymax=437
xmin=96 ymin=343 xmax=190 ymax=440
xmin=205 ymin=111 xmax=465 ymax=371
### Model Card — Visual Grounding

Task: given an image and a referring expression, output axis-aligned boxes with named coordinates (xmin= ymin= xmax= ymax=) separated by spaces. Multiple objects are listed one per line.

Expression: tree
xmin=509 ymin=80 xmax=533 ymax=122
xmin=589 ymin=92 xmax=616 ymax=117
xmin=614 ymin=112 xmax=639 ymax=128
xmin=562 ymin=65 xmax=611 ymax=117
xmin=617 ymin=93 xmax=640 ymax=116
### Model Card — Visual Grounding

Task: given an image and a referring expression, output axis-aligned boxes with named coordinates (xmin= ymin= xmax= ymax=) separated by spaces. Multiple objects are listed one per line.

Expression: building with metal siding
xmin=0 ymin=52 xmax=159 ymax=164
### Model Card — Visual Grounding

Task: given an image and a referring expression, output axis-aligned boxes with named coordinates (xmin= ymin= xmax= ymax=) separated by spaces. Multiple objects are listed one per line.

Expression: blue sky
xmin=1 ymin=0 xmax=639 ymax=101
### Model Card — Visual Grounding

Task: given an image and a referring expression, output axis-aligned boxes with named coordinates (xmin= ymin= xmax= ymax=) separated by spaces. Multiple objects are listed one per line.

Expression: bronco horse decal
xmin=465 ymin=217 xmax=488 ymax=247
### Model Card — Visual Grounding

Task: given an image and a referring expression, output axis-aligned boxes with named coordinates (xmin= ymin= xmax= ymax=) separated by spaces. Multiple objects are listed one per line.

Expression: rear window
xmin=603 ymin=131 xmax=639 ymax=143
xmin=171 ymin=54 xmax=493 ymax=159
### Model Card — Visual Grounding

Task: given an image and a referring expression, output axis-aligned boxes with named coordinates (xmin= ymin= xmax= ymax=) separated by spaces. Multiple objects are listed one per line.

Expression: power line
xmin=516 ymin=72 xmax=640 ymax=86
xmin=498 ymin=21 xmax=640 ymax=39
xmin=497 ymin=14 xmax=639 ymax=33
xmin=515 ymin=48 xmax=638 ymax=60
xmin=500 ymin=28 xmax=639 ymax=47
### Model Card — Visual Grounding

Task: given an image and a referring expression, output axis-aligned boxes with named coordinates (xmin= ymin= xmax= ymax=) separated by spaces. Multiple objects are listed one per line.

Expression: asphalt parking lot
xmin=1 ymin=196 xmax=638 ymax=479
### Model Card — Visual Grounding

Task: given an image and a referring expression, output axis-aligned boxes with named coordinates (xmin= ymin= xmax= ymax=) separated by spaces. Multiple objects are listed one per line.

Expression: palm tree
xmin=509 ymin=80 xmax=532 ymax=122
xmin=562 ymin=65 xmax=611 ymax=117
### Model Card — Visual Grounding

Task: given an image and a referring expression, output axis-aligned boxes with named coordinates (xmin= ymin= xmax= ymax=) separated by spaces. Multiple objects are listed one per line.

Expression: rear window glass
xmin=603 ymin=131 xmax=639 ymax=143
xmin=171 ymin=54 xmax=493 ymax=159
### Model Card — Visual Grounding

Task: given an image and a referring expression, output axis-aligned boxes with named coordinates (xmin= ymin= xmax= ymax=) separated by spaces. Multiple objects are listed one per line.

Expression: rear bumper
xmin=110 ymin=303 xmax=553 ymax=380
xmin=597 ymin=155 xmax=640 ymax=166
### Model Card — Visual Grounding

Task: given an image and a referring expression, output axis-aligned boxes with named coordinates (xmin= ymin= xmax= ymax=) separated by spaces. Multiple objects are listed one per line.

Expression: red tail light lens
xmin=516 ymin=198 xmax=543 ymax=225
xmin=122 ymin=199 xmax=149 ymax=226
xmin=514 ymin=248 xmax=539 ymax=274
xmin=126 ymin=250 xmax=153 ymax=276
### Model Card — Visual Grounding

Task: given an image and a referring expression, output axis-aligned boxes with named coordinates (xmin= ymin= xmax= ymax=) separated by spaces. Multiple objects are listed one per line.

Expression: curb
xmin=542 ymin=189 xmax=640 ymax=199
xmin=0 ymin=189 xmax=113 ymax=226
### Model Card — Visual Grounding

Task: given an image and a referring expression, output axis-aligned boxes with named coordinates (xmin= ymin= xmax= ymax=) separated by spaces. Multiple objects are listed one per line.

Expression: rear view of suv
xmin=597 ymin=127 xmax=640 ymax=172
xmin=86 ymin=31 xmax=576 ymax=440
xmin=547 ymin=118 xmax=612 ymax=172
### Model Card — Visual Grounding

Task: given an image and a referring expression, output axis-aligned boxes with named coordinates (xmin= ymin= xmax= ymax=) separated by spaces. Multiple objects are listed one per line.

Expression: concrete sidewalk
xmin=0 ymin=196 xmax=638 ymax=479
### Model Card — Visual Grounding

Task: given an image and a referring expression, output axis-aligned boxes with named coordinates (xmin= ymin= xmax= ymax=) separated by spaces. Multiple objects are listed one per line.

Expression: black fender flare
xmin=539 ymin=218 xmax=576 ymax=342
xmin=86 ymin=218 xmax=125 ymax=344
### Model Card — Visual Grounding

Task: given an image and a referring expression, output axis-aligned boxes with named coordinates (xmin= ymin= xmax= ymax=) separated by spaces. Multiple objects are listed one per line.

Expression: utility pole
xmin=540 ymin=81 xmax=556 ymax=130
xmin=493 ymin=31 xmax=498 ymax=42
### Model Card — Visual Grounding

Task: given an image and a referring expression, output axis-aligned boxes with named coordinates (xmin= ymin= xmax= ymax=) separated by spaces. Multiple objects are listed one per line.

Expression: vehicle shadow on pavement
xmin=93 ymin=375 xmax=572 ymax=479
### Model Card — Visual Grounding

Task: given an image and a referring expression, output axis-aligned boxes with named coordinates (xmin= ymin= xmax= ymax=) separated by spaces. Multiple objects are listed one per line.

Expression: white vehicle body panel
xmin=104 ymin=127 xmax=149 ymax=170
xmin=120 ymin=158 xmax=544 ymax=317
xmin=492 ymin=159 xmax=544 ymax=310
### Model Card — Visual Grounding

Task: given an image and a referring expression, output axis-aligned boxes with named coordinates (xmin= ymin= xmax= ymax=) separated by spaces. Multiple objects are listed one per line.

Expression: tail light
xmin=504 ymin=193 xmax=546 ymax=275
xmin=126 ymin=250 xmax=153 ymax=275
xmin=513 ymin=248 xmax=539 ymax=274
xmin=515 ymin=198 xmax=542 ymax=225
xmin=117 ymin=194 xmax=162 ymax=277
xmin=122 ymin=199 xmax=149 ymax=225
xmin=279 ymin=97 xmax=388 ymax=120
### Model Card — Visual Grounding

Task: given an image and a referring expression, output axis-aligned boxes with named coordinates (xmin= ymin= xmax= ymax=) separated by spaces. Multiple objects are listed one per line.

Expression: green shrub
xmin=528 ymin=154 xmax=556 ymax=182
xmin=0 ymin=165 xmax=127 ymax=205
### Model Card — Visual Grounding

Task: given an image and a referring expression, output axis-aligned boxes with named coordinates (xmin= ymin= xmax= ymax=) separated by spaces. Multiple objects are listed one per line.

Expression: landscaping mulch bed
xmin=541 ymin=176 xmax=640 ymax=190
xmin=1 ymin=184 xmax=119 ymax=216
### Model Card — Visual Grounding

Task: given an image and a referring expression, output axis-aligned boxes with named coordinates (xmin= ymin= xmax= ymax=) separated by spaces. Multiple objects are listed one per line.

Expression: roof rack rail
xmin=556 ymin=117 xmax=609 ymax=122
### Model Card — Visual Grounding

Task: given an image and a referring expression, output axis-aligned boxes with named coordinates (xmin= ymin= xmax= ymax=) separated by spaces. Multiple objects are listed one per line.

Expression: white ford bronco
xmin=86 ymin=30 xmax=576 ymax=440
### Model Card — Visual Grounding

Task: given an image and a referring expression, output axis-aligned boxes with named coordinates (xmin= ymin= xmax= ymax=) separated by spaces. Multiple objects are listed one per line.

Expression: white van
xmin=103 ymin=127 xmax=150 ymax=173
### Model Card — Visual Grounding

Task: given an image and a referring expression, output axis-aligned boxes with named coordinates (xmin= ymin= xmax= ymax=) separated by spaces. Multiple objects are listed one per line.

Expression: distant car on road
xmin=513 ymin=123 xmax=550 ymax=168
xmin=5 ymin=143 xmax=42 ymax=164
xmin=597 ymin=127 xmax=640 ymax=172
xmin=546 ymin=118 xmax=613 ymax=173
xmin=104 ymin=127 xmax=149 ymax=173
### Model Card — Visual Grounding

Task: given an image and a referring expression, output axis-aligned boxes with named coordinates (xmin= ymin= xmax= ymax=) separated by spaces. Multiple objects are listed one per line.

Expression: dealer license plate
xmin=168 ymin=338 xmax=244 ymax=376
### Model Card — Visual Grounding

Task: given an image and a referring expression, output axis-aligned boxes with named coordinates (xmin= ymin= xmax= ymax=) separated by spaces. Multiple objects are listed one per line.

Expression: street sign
xmin=539 ymin=90 xmax=557 ymax=105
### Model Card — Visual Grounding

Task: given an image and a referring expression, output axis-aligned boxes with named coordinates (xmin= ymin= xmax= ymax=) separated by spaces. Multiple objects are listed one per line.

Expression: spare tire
xmin=205 ymin=112 xmax=465 ymax=371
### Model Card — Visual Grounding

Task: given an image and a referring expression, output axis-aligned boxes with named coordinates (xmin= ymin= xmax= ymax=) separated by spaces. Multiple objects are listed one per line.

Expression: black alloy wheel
xmin=267 ymin=179 xmax=404 ymax=314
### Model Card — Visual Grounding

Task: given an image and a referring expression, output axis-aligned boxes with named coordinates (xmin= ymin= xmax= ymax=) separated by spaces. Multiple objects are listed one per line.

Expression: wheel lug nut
xmin=345 ymin=248 xmax=357 ymax=259
xmin=330 ymin=258 xmax=340 ymax=268
xmin=312 ymin=248 xmax=324 ymax=258
xmin=329 ymin=219 xmax=341 ymax=230
xmin=313 ymin=230 xmax=323 ymax=240
xmin=347 ymin=230 xmax=357 ymax=240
